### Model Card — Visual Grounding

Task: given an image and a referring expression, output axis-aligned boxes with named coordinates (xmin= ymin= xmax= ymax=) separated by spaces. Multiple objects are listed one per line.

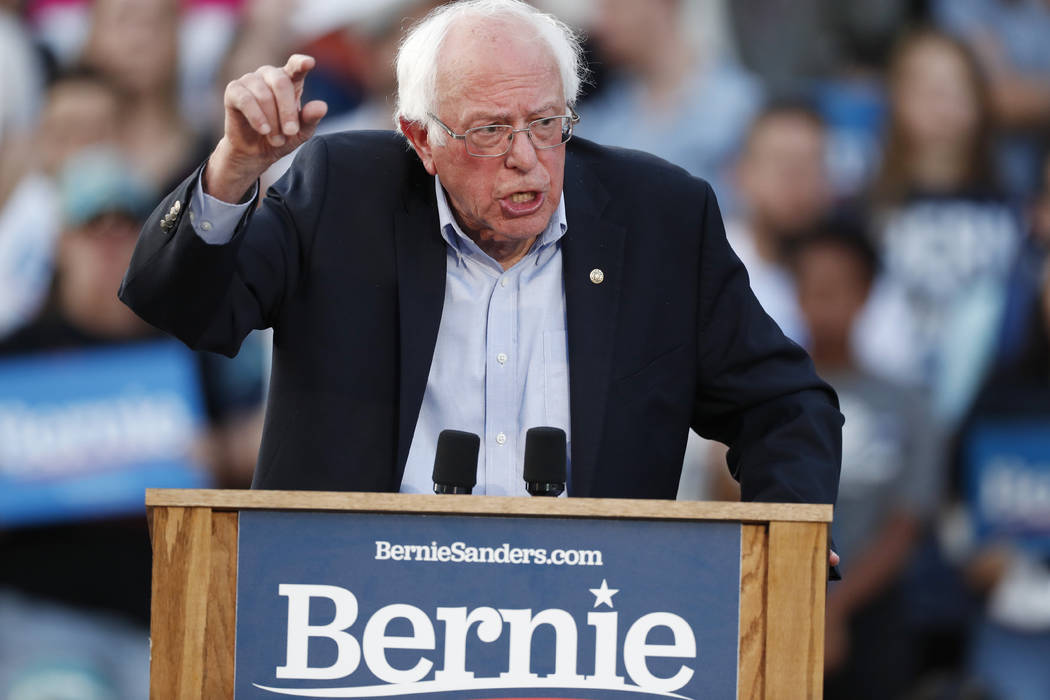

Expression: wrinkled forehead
xmin=434 ymin=16 xmax=563 ymax=119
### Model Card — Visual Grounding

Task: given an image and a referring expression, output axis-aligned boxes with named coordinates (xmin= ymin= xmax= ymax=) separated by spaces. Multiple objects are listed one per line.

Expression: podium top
xmin=145 ymin=489 xmax=832 ymax=523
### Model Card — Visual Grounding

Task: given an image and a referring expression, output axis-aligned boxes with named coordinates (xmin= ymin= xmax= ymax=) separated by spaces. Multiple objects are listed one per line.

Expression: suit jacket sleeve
xmin=118 ymin=138 xmax=331 ymax=357
xmin=692 ymin=182 xmax=843 ymax=506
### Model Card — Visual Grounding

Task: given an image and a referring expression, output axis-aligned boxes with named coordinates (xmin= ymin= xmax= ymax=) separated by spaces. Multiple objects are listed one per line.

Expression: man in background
xmin=728 ymin=100 xmax=834 ymax=345
xmin=791 ymin=227 xmax=943 ymax=699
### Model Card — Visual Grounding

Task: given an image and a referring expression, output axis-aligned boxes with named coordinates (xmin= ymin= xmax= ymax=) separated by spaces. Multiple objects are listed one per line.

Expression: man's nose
xmin=504 ymin=129 xmax=539 ymax=171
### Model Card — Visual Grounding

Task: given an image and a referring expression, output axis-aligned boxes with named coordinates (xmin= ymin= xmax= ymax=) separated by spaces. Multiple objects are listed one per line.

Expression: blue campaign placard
xmin=235 ymin=510 xmax=741 ymax=700
xmin=0 ymin=340 xmax=211 ymax=526
xmin=964 ymin=419 xmax=1050 ymax=553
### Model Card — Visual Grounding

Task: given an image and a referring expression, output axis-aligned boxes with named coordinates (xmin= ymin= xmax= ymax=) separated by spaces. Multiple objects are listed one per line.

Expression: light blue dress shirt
xmin=189 ymin=170 xmax=571 ymax=495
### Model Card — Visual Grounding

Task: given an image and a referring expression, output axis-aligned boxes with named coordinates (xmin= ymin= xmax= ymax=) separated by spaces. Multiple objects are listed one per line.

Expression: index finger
xmin=283 ymin=54 xmax=316 ymax=84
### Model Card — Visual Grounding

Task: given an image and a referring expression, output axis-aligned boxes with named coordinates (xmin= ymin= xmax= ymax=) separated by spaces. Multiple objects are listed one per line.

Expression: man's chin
xmin=494 ymin=208 xmax=556 ymax=241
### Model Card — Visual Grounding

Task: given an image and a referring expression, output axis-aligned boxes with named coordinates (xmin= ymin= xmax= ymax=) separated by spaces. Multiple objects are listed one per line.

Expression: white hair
xmin=394 ymin=0 xmax=586 ymax=143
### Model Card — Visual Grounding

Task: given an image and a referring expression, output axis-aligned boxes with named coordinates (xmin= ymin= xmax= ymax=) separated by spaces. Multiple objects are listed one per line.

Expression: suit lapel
xmin=393 ymin=170 xmax=446 ymax=489
xmin=562 ymin=152 xmax=626 ymax=497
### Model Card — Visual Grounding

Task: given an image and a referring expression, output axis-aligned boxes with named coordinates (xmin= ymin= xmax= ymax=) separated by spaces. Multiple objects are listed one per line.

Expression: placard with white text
xmin=235 ymin=510 xmax=741 ymax=699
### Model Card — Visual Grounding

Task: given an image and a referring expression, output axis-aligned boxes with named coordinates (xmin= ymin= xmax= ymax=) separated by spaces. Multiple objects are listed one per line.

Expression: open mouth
xmin=500 ymin=191 xmax=544 ymax=217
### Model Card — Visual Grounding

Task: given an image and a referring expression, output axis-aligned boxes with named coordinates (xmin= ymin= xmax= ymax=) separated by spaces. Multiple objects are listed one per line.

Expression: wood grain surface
xmin=202 ymin=511 xmax=238 ymax=697
xmin=149 ymin=506 xmax=213 ymax=699
xmin=146 ymin=489 xmax=832 ymax=523
xmin=763 ymin=521 xmax=827 ymax=699
xmin=738 ymin=524 xmax=768 ymax=699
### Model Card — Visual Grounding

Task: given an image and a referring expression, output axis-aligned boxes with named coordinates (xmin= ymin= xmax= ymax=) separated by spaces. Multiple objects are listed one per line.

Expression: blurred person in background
xmin=177 ymin=0 xmax=243 ymax=132
xmin=728 ymin=1 xmax=922 ymax=199
xmin=24 ymin=0 xmax=93 ymax=69
xmin=0 ymin=0 xmax=45 ymax=197
xmin=0 ymin=149 xmax=159 ymax=700
xmin=728 ymin=0 xmax=918 ymax=94
xmin=934 ymin=0 xmax=1050 ymax=199
xmin=0 ymin=147 xmax=265 ymax=698
xmin=727 ymin=99 xmax=834 ymax=345
xmin=950 ymin=151 xmax=1050 ymax=700
xmin=0 ymin=68 xmax=121 ymax=340
xmin=82 ymin=0 xmax=269 ymax=470
xmin=317 ymin=0 xmax=444 ymax=133
xmin=578 ymin=0 xmax=762 ymax=213
xmin=81 ymin=0 xmax=208 ymax=189
xmin=22 ymin=0 xmax=241 ymax=133
xmin=995 ymin=151 xmax=1050 ymax=369
xmin=790 ymin=227 xmax=944 ymax=699
xmin=0 ymin=0 xmax=45 ymax=215
xmin=855 ymin=29 xmax=1021 ymax=427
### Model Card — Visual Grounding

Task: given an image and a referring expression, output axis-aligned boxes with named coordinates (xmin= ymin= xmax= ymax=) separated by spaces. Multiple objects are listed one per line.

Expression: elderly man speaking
xmin=120 ymin=0 xmax=841 ymax=515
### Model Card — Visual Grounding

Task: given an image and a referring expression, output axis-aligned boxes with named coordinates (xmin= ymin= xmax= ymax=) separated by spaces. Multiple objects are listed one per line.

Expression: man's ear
xmin=400 ymin=118 xmax=438 ymax=175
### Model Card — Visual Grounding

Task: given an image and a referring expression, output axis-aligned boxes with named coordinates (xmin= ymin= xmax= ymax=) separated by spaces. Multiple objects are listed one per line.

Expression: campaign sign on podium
xmin=146 ymin=491 xmax=830 ymax=699
xmin=234 ymin=510 xmax=741 ymax=699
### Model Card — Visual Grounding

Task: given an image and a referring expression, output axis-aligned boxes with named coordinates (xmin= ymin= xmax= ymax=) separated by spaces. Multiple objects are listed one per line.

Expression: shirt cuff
xmin=189 ymin=170 xmax=257 ymax=245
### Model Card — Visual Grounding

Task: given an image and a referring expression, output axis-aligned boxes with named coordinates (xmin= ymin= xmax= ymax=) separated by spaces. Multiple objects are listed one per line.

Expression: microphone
xmin=432 ymin=429 xmax=480 ymax=494
xmin=523 ymin=427 xmax=566 ymax=497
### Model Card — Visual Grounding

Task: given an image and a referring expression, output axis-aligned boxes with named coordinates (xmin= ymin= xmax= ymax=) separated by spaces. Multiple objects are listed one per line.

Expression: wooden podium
xmin=146 ymin=489 xmax=831 ymax=699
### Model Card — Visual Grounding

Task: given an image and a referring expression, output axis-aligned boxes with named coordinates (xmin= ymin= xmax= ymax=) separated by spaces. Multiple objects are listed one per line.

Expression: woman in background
xmin=855 ymin=29 xmax=1021 ymax=427
xmin=81 ymin=0 xmax=207 ymax=190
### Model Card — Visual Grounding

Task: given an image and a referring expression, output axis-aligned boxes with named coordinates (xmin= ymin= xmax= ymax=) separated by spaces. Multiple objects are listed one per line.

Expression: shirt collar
xmin=433 ymin=175 xmax=567 ymax=267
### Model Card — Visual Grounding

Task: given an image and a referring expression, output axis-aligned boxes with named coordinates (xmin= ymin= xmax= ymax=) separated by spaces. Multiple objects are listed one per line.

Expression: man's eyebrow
xmin=529 ymin=103 xmax=560 ymax=116
xmin=463 ymin=103 xmax=561 ymax=124
xmin=463 ymin=111 xmax=511 ymax=125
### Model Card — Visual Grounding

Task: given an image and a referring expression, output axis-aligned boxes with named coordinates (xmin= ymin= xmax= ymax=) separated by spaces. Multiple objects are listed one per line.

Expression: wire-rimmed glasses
xmin=428 ymin=108 xmax=580 ymax=157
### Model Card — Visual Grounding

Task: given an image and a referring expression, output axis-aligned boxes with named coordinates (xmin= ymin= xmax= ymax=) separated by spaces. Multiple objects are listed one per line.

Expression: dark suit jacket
xmin=119 ymin=131 xmax=842 ymax=504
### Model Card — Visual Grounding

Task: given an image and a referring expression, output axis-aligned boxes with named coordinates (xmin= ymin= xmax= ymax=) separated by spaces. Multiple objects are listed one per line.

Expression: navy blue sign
xmin=235 ymin=510 xmax=741 ymax=699
xmin=0 ymin=340 xmax=211 ymax=526
xmin=964 ymin=419 xmax=1050 ymax=553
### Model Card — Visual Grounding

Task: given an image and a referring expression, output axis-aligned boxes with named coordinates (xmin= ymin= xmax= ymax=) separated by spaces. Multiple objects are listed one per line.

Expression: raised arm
xmin=118 ymin=55 xmax=329 ymax=356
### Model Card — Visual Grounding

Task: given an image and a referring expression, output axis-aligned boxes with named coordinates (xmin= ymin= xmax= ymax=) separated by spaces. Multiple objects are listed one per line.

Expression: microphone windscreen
xmin=523 ymin=427 xmax=567 ymax=484
xmin=432 ymin=430 xmax=480 ymax=488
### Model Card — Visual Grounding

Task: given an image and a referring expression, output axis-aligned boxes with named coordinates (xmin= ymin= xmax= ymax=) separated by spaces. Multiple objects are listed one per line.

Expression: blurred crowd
xmin=1 ymin=0 xmax=1049 ymax=698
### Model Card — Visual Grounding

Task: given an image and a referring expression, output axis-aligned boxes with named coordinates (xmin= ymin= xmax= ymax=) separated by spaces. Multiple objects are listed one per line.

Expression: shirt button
xmin=500 ymin=278 xmax=507 ymax=288
xmin=496 ymin=352 xmax=508 ymax=365
xmin=201 ymin=220 xmax=213 ymax=232
xmin=496 ymin=432 xmax=507 ymax=445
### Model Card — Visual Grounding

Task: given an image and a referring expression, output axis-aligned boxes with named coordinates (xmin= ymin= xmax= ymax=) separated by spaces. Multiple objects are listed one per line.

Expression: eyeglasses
xmin=428 ymin=108 xmax=580 ymax=157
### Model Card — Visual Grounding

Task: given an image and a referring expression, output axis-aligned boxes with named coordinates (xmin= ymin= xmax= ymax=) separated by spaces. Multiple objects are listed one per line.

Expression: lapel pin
xmin=589 ymin=268 xmax=605 ymax=284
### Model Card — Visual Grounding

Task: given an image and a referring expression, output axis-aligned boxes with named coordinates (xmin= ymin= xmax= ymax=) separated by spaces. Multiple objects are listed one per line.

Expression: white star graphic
xmin=589 ymin=579 xmax=619 ymax=608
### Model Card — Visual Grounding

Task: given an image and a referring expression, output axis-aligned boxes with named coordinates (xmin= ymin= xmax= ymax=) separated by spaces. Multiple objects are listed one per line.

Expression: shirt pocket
xmin=542 ymin=329 xmax=570 ymax=433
